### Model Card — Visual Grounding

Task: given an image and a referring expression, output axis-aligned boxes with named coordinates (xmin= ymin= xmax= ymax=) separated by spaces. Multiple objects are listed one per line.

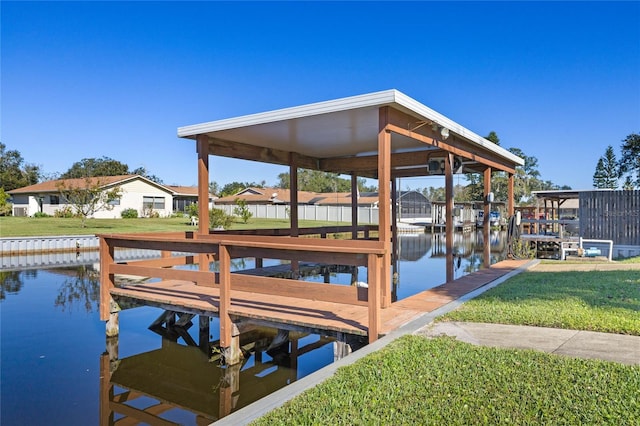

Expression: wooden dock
xmin=99 ymin=230 xmax=529 ymax=364
xmin=110 ymin=259 xmax=530 ymax=339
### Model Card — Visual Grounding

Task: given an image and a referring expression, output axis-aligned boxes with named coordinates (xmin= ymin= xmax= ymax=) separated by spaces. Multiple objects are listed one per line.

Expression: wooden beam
xmin=229 ymin=274 xmax=367 ymax=306
xmin=217 ymin=234 xmax=385 ymax=254
xmin=109 ymin=264 xmax=215 ymax=287
xmin=207 ymin=137 xmax=319 ymax=170
xmin=386 ymin=123 xmax=517 ymax=175
xmin=378 ymin=106 xmax=392 ymax=308
xmin=227 ymin=246 xmax=371 ymax=267
xmin=321 ymin=150 xmax=435 ymax=175
xmin=101 ymin=237 xmax=219 ymax=256
xmin=122 ymin=256 xmax=195 ymax=268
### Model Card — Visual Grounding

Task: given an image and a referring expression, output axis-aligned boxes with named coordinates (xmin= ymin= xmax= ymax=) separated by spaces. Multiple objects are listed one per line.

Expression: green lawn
xmin=253 ymin=267 xmax=640 ymax=424
xmin=441 ymin=270 xmax=640 ymax=335
xmin=253 ymin=336 xmax=640 ymax=425
xmin=0 ymin=216 xmax=351 ymax=237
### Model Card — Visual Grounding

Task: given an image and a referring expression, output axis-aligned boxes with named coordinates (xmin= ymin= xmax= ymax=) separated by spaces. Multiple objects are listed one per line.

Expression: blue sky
xmin=3 ymin=1 xmax=639 ymax=191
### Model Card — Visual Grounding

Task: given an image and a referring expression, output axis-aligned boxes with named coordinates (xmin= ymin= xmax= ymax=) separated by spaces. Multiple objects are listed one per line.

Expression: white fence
xmin=216 ymin=204 xmax=379 ymax=224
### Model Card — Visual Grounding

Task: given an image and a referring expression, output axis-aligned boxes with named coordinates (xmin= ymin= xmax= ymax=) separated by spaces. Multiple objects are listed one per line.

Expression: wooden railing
xmin=209 ymin=224 xmax=378 ymax=239
xmin=99 ymin=228 xmax=386 ymax=344
xmin=520 ymin=218 xmax=580 ymax=236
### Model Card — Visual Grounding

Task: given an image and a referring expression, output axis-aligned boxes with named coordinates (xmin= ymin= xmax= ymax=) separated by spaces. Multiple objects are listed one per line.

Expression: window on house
xmin=143 ymin=196 xmax=165 ymax=210
xmin=50 ymin=195 xmax=60 ymax=205
xmin=108 ymin=198 xmax=121 ymax=206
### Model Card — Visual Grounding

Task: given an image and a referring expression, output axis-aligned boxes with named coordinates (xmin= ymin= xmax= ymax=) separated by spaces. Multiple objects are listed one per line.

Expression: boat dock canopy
xmin=178 ymin=89 xmax=524 ymax=178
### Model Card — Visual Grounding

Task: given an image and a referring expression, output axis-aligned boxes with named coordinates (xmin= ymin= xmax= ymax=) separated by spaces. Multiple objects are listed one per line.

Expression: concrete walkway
xmin=414 ymin=261 xmax=640 ymax=366
xmin=417 ymin=321 xmax=640 ymax=365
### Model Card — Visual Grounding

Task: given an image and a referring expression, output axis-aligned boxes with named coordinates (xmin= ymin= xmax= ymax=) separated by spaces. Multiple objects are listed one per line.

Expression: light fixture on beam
xmin=431 ymin=123 xmax=450 ymax=140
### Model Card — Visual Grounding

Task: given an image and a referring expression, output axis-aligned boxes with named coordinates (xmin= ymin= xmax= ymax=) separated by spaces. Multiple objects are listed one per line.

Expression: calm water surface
xmin=0 ymin=231 xmax=505 ymax=425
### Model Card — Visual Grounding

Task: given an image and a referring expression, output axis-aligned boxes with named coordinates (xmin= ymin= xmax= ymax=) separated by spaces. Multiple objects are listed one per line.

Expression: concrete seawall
xmin=0 ymin=235 xmax=166 ymax=270
xmin=1 ymin=235 xmax=100 ymax=255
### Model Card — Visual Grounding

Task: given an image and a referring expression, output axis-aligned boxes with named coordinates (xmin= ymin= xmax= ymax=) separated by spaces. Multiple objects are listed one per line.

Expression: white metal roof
xmin=178 ymin=89 xmax=524 ymax=166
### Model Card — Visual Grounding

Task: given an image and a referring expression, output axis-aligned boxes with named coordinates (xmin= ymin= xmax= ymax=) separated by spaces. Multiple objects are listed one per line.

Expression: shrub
xmin=121 ymin=208 xmax=138 ymax=219
xmin=209 ymin=208 xmax=233 ymax=229
xmin=185 ymin=203 xmax=199 ymax=218
xmin=233 ymin=198 xmax=252 ymax=224
xmin=54 ymin=206 xmax=76 ymax=218
xmin=33 ymin=211 xmax=51 ymax=218
xmin=0 ymin=188 xmax=12 ymax=216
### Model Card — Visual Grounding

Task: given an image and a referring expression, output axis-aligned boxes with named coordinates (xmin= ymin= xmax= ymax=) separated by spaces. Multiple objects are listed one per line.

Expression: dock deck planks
xmin=110 ymin=259 xmax=530 ymax=337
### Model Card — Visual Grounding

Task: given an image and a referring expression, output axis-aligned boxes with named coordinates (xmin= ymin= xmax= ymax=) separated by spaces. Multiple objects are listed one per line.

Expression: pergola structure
xmin=179 ymin=89 xmax=523 ymax=289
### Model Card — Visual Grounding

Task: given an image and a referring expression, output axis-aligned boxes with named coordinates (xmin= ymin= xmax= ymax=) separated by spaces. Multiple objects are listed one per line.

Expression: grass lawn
xmin=0 ymin=216 xmax=352 ymax=237
xmin=253 ymin=265 xmax=640 ymax=424
xmin=253 ymin=336 xmax=640 ymax=425
xmin=441 ymin=270 xmax=640 ymax=335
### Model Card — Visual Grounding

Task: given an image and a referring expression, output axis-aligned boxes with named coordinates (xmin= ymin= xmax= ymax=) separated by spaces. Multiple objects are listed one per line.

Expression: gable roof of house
xmin=7 ymin=174 xmax=172 ymax=195
xmin=163 ymin=185 xmax=215 ymax=198
xmin=215 ymin=187 xmax=316 ymax=204
xmin=215 ymin=187 xmax=380 ymax=206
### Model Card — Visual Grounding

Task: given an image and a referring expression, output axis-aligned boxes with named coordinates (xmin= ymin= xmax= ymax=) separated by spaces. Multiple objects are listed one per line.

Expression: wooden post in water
xmin=100 ymin=237 xmax=119 ymax=337
xmin=199 ymin=315 xmax=210 ymax=354
xmin=367 ymin=253 xmax=381 ymax=343
xmin=219 ymin=362 xmax=241 ymax=418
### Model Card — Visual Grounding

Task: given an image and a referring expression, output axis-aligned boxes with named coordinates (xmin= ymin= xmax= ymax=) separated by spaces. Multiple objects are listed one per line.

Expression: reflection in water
xmin=0 ymin=269 xmax=30 ymax=299
xmin=0 ymin=267 xmax=362 ymax=425
xmin=1 ymin=264 xmax=101 ymax=312
xmin=2 ymin=231 xmax=508 ymax=425
xmin=391 ymin=231 xmax=507 ymax=300
xmin=101 ymin=324 xmax=361 ymax=424
xmin=53 ymin=266 xmax=100 ymax=312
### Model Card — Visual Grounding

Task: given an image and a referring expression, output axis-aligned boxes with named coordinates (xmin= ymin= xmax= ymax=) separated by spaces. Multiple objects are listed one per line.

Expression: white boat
xmin=476 ymin=210 xmax=500 ymax=227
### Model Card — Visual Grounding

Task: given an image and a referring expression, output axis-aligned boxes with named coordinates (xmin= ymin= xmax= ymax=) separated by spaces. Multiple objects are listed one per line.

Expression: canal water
xmin=0 ymin=231 xmax=505 ymax=425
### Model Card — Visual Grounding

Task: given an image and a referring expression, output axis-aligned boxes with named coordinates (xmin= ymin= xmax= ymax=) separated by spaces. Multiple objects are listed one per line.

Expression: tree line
xmin=592 ymin=133 xmax=640 ymax=189
xmin=2 ymin=132 xmax=638 ymax=217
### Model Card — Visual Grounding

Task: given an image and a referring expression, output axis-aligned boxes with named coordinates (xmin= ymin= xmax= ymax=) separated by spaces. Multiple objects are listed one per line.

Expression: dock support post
xmin=219 ymin=362 xmax=241 ymax=418
xmin=106 ymin=311 xmax=119 ymax=337
xmin=199 ymin=315 xmax=210 ymax=353
xmin=334 ymin=333 xmax=353 ymax=361
xmin=367 ymin=253 xmax=381 ymax=343
xmin=222 ymin=334 xmax=242 ymax=366
xmin=99 ymin=237 xmax=119 ymax=338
